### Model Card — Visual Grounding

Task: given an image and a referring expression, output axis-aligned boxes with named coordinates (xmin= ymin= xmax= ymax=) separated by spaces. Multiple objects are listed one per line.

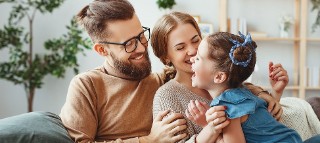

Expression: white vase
xmin=279 ymin=23 xmax=289 ymax=38
xmin=161 ymin=8 xmax=172 ymax=15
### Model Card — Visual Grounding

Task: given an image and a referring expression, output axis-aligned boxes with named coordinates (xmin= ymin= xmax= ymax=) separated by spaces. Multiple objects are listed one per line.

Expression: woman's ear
xmin=94 ymin=43 xmax=108 ymax=56
xmin=213 ymin=72 xmax=227 ymax=83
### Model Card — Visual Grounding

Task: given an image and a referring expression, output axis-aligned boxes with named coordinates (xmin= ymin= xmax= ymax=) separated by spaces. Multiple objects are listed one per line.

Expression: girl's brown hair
xmin=77 ymin=0 xmax=135 ymax=43
xmin=206 ymin=32 xmax=257 ymax=88
xmin=151 ymin=11 xmax=201 ymax=66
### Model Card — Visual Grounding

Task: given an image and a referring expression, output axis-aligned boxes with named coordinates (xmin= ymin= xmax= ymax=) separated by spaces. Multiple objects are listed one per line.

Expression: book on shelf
xmin=305 ymin=67 xmax=320 ymax=87
xmin=227 ymin=17 xmax=247 ymax=35
xmin=250 ymin=31 xmax=268 ymax=38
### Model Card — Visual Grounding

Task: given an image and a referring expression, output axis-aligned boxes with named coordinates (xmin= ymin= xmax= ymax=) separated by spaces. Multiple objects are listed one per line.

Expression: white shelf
xmin=254 ymin=37 xmax=300 ymax=41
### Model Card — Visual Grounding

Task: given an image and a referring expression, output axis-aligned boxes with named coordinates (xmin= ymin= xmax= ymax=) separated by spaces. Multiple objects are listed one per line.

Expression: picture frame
xmin=198 ymin=23 xmax=214 ymax=37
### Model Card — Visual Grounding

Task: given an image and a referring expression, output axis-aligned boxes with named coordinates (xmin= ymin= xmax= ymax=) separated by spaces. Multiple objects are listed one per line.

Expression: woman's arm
xmin=244 ymin=82 xmax=283 ymax=120
xmin=243 ymin=62 xmax=288 ymax=120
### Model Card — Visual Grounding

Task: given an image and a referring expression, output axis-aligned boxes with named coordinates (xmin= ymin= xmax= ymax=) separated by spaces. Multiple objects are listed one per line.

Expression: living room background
xmin=0 ymin=0 xmax=319 ymax=118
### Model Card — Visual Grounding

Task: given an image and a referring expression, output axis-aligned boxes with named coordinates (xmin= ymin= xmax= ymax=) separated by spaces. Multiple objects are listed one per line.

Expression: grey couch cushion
xmin=306 ymin=96 xmax=320 ymax=120
xmin=0 ymin=111 xmax=73 ymax=143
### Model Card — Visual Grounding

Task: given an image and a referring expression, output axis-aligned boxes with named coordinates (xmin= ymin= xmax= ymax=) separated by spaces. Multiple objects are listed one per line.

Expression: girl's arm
xmin=219 ymin=117 xmax=246 ymax=143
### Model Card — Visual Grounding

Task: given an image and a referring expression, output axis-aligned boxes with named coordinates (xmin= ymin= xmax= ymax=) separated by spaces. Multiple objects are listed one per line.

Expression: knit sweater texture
xmin=153 ymin=80 xmax=210 ymax=143
xmin=280 ymin=97 xmax=320 ymax=141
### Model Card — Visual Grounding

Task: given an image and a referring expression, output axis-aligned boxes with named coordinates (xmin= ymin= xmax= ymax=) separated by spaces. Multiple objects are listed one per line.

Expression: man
xmin=59 ymin=0 xmax=187 ymax=142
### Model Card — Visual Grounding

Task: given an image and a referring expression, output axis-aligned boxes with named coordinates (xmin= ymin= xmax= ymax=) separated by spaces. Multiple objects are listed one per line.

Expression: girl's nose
xmin=190 ymin=56 xmax=195 ymax=63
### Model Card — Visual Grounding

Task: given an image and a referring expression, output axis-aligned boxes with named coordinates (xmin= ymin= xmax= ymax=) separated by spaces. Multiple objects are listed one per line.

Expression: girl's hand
xmin=269 ymin=62 xmax=289 ymax=101
xmin=194 ymin=106 xmax=230 ymax=143
xmin=205 ymin=106 xmax=230 ymax=131
xmin=185 ymin=100 xmax=209 ymax=128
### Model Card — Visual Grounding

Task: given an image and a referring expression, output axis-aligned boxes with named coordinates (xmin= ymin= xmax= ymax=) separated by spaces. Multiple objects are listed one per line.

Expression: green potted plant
xmin=311 ymin=0 xmax=320 ymax=32
xmin=156 ymin=0 xmax=176 ymax=10
xmin=0 ymin=0 xmax=91 ymax=112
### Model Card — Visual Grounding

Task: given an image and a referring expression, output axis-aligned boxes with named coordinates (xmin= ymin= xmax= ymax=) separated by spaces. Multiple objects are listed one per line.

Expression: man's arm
xmin=60 ymin=76 xmax=145 ymax=143
xmin=60 ymin=76 xmax=101 ymax=142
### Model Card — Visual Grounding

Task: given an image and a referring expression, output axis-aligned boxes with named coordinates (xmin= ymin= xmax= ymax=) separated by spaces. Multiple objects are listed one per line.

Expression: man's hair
xmin=77 ymin=0 xmax=135 ymax=43
xmin=206 ymin=32 xmax=257 ymax=88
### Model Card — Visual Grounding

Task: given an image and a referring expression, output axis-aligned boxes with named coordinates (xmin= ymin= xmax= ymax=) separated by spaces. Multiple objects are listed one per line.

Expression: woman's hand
xmin=185 ymin=100 xmax=209 ymax=128
xmin=258 ymin=92 xmax=283 ymax=121
xmin=269 ymin=62 xmax=289 ymax=101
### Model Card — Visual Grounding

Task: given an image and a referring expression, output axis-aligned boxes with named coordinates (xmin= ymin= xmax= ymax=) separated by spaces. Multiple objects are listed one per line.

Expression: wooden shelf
xmin=253 ymin=37 xmax=300 ymax=41
xmin=219 ymin=0 xmax=319 ymax=99
xmin=261 ymin=86 xmax=299 ymax=90
xmin=305 ymin=87 xmax=320 ymax=90
xmin=307 ymin=38 xmax=320 ymax=42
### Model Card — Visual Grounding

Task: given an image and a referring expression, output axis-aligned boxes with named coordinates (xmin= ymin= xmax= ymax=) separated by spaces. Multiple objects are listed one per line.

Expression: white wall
xmin=0 ymin=0 xmax=319 ymax=118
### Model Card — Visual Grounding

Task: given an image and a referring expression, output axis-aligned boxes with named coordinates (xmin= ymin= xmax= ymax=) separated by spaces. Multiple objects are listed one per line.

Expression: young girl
xmin=190 ymin=32 xmax=303 ymax=143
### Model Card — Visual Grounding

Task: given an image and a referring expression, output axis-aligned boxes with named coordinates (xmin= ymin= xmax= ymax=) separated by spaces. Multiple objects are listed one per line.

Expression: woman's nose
xmin=187 ymin=46 xmax=197 ymax=56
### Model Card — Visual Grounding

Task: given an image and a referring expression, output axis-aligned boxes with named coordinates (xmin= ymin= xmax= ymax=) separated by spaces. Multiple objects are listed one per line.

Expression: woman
xmin=151 ymin=12 xmax=289 ymax=143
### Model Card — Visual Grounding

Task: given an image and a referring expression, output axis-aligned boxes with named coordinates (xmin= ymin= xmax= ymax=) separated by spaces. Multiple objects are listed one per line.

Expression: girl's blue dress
xmin=211 ymin=88 xmax=303 ymax=143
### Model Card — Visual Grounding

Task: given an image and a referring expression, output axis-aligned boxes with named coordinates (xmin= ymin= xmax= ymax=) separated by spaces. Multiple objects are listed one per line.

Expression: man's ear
xmin=94 ymin=43 xmax=108 ymax=56
xmin=213 ymin=72 xmax=227 ymax=83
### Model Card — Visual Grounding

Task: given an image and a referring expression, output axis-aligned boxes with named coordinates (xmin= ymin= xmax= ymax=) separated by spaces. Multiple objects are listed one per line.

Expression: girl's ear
xmin=94 ymin=43 xmax=108 ymax=56
xmin=213 ymin=72 xmax=227 ymax=83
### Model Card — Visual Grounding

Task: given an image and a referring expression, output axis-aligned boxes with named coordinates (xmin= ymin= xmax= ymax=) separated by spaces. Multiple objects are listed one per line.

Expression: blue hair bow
xmin=229 ymin=31 xmax=255 ymax=67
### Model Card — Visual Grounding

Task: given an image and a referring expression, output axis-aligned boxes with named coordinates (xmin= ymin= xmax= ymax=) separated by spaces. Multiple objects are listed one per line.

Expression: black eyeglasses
xmin=98 ymin=26 xmax=150 ymax=53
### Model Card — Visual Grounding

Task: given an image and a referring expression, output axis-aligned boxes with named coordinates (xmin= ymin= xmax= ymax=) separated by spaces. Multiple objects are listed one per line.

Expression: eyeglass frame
xmin=98 ymin=26 xmax=150 ymax=53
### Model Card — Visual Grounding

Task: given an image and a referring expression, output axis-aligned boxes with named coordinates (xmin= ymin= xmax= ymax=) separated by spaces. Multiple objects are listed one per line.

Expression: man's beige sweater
xmin=60 ymin=65 xmax=164 ymax=142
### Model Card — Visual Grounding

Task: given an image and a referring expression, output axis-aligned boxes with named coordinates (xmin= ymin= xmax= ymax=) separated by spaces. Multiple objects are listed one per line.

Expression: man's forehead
xmin=107 ymin=14 xmax=143 ymax=41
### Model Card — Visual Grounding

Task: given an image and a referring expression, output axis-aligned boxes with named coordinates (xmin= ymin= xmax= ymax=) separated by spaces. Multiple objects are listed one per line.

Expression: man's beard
xmin=110 ymin=51 xmax=151 ymax=80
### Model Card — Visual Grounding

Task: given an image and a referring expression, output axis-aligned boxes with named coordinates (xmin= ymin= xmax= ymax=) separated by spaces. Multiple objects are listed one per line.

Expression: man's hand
xmin=185 ymin=100 xmax=209 ymax=128
xmin=140 ymin=110 xmax=187 ymax=143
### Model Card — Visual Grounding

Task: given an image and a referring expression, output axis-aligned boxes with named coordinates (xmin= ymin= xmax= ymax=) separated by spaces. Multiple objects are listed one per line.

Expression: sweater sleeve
xmin=60 ymin=75 xmax=141 ymax=143
xmin=60 ymin=75 xmax=98 ymax=142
